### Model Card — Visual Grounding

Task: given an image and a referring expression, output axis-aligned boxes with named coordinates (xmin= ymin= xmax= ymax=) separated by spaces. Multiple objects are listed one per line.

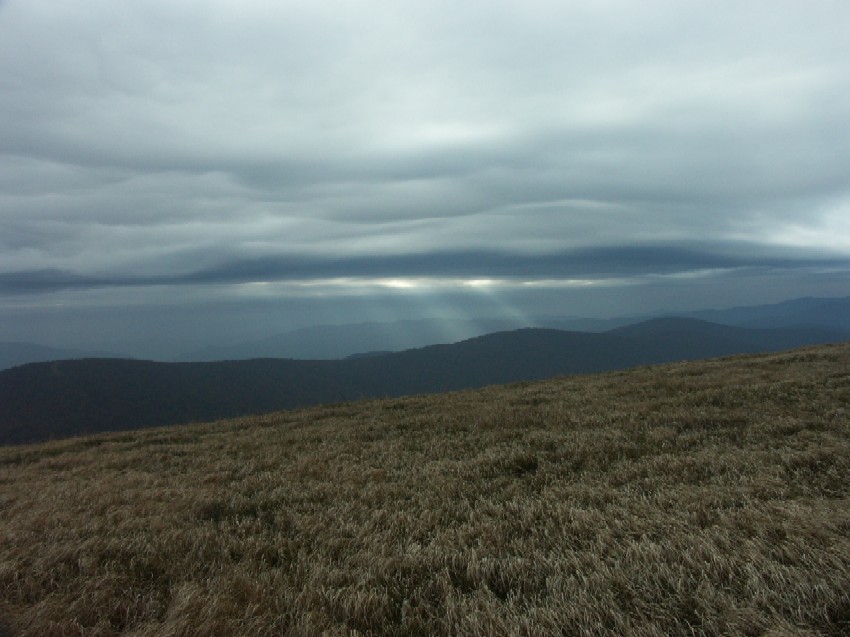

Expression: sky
xmin=1 ymin=0 xmax=850 ymax=357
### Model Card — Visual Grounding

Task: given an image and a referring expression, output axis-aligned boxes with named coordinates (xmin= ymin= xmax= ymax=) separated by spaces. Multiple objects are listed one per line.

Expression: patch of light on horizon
xmin=376 ymin=278 xmax=420 ymax=290
xmin=520 ymin=277 xmax=634 ymax=288
xmin=224 ymin=269 xmax=774 ymax=301
xmin=258 ymin=276 xmax=540 ymax=329
xmin=462 ymin=279 xmax=500 ymax=288
xmin=230 ymin=275 xmax=645 ymax=297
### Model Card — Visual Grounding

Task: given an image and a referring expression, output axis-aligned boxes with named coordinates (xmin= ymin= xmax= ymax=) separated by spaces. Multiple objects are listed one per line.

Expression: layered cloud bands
xmin=1 ymin=1 xmax=849 ymax=316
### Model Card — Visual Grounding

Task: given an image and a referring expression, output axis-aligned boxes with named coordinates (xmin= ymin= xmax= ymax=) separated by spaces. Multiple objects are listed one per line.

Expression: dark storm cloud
xmin=181 ymin=245 xmax=850 ymax=283
xmin=3 ymin=243 xmax=848 ymax=295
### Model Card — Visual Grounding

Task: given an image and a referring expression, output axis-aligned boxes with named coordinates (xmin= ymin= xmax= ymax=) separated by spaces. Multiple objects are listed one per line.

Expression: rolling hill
xmin=1 ymin=318 xmax=846 ymax=446
xmin=1 ymin=343 xmax=848 ymax=636
xmin=0 ymin=342 xmax=122 ymax=372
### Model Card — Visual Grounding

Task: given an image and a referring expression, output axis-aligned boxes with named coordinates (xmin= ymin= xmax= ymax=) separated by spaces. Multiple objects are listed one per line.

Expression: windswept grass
xmin=1 ymin=343 xmax=849 ymax=636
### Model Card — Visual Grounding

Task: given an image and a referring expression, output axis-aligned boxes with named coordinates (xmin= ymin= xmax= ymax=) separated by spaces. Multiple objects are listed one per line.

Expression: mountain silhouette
xmin=1 ymin=318 xmax=846 ymax=445
xmin=0 ymin=342 xmax=122 ymax=371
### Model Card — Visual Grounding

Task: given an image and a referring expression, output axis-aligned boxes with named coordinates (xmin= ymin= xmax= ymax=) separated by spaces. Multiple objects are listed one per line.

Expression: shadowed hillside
xmin=1 ymin=318 xmax=846 ymax=445
xmin=0 ymin=343 xmax=848 ymax=636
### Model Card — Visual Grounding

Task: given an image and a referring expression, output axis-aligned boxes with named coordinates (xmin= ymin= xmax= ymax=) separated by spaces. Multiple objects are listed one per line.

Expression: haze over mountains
xmin=0 ymin=343 xmax=120 ymax=373
xmin=150 ymin=294 xmax=850 ymax=361
xmin=682 ymin=295 xmax=850 ymax=330
xmin=2 ymin=315 xmax=847 ymax=446
xmin=3 ymin=295 xmax=846 ymax=370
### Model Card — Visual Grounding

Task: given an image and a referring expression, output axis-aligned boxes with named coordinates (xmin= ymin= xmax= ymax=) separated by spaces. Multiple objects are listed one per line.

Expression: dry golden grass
xmin=1 ymin=343 xmax=849 ymax=636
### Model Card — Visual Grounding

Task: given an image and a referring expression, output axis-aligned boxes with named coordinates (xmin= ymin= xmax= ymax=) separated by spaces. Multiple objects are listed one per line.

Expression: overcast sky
xmin=2 ymin=1 xmax=849 ymax=355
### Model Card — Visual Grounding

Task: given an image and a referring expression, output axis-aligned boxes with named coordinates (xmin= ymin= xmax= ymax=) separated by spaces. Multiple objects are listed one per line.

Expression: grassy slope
xmin=1 ymin=344 xmax=849 ymax=636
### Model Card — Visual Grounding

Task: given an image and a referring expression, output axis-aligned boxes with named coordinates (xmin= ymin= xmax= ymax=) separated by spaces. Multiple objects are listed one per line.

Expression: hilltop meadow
xmin=1 ymin=343 xmax=849 ymax=636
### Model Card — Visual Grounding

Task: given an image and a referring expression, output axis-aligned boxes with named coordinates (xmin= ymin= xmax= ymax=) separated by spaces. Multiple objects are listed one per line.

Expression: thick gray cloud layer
xmin=2 ymin=1 xmax=849 ymax=318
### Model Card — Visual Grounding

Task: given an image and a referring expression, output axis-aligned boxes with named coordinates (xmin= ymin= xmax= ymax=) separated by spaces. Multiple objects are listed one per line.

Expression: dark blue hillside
xmin=1 ymin=319 xmax=846 ymax=445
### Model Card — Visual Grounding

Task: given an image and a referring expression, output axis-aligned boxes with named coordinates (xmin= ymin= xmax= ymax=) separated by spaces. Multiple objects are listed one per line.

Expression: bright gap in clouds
xmin=228 ymin=274 xmax=663 ymax=330
xmin=232 ymin=275 xmax=636 ymax=298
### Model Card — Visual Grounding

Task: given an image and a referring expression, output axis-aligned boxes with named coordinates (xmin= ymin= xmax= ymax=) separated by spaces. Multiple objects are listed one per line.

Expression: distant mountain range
xmin=180 ymin=294 xmax=850 ymax=361
xmin=2 ymin=317 xmax=847 ymax=446
xmin=3 ymin=295 xmax=849 ymax=368
xmin=178 ymin=318 xmax=540 ymax=361
xmin=682 ymin=295 xmax=850 ymax=330
xmin=0 ymin=342 xmax=120 ymax=372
